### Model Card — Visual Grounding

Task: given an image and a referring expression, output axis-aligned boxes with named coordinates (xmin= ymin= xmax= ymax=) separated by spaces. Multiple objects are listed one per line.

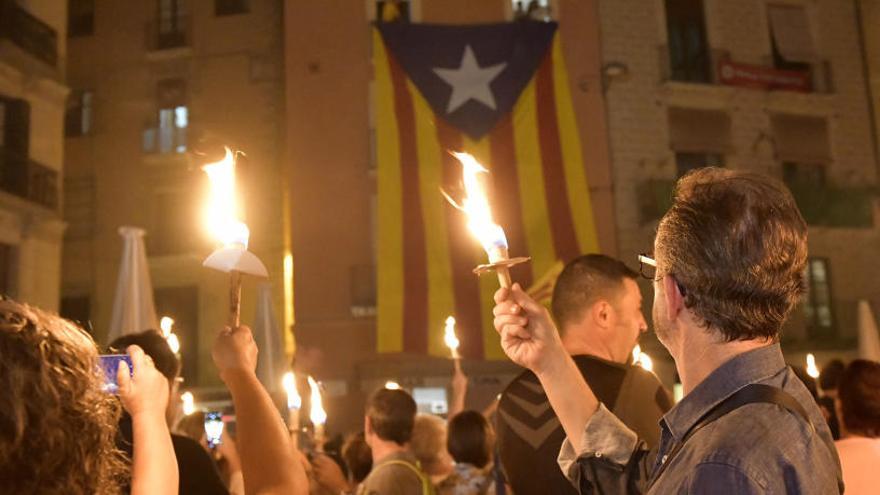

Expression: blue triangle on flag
xmin=378 ymin=21 xmax=557 ymax=139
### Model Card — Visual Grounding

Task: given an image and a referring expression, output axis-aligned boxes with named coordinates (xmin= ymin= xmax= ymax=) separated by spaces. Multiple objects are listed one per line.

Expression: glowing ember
xmin=443 ymin=316 xmax=460 ymax=359
xmin=806 ymin=353 xmax=820 ymax=379
xmin=308 ymin=376 xmax=327 ymax=426
xmin=181 ymin=391 xmax=196 ymax=416
xmin=202 ymin=148 xmax=250 ymax=247
xmin=283 ymin=371 xmax=302 ymax=410
xmin=447 ymin=152 xmax=508 ymax=261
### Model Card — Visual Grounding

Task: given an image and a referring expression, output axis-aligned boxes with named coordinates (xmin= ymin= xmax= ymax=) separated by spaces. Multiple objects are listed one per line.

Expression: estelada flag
xmin=373 ymin=22 xmax=598 ymax=360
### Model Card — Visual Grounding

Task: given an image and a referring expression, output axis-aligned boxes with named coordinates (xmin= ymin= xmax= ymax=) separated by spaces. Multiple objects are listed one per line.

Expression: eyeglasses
xmin=637 ymin=252 xmax=687 ymax=296
xmin=637 ymin=253 xmax=657 ymax=281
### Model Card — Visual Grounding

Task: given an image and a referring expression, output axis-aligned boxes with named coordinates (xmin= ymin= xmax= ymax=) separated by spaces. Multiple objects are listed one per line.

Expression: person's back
xmin=496 ymin=254 xmax=670 ymax=494
xmin=834 ymin=359 xmax=880 ymax=495
xmin=359 ymin=388 xmax=432 ymax=495
xmin=359 ymin=450 xmax=428 ymax=495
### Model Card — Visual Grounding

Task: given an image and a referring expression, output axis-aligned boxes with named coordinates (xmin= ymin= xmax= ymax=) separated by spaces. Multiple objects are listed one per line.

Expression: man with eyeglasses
xmin=493 ymin=168 xmax=843 ymax=494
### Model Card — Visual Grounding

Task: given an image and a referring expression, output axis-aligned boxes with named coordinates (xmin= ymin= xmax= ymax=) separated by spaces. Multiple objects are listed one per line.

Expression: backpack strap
xmin=649 ymin=383 xmax=833 ymax=488
xmin=373 ymin=459 xmax=434 ymax=495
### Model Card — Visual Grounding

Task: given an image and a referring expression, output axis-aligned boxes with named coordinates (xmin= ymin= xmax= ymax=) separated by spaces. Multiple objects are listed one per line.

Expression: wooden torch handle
xmin=496 ymin=266 xmax=512 ymax=289
xmin=229 ymin=270 xmax=242 ymax=328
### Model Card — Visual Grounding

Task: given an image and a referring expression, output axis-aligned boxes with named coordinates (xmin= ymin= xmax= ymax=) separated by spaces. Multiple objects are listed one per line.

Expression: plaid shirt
xmin=557 ymin=344 xmax=843 ymax=494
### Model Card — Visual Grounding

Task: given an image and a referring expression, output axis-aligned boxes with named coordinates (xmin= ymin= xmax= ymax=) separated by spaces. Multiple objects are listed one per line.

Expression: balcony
xmin=0 ymin=0 xmax=58 ymax=67
xmin=0 ymin=148 xmax=59 ymax=210
xmin=787 ymin=181 xmax=877 ymax=229
xmin=145 ymin=15 xmax=191 ymax=55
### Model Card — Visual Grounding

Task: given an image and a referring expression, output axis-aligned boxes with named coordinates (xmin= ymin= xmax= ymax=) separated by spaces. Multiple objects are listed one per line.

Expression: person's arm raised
xmin=493 ymin=284 xmax=598 ymax=448
xmin=118 ymin=345 xmax=179 ymax=495
xmin=212 ymin=325 xmax=308 ymax=495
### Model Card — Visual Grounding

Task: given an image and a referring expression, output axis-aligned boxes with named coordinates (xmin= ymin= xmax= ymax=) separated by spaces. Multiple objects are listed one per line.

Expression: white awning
xmin=768 ymin=4 xmax=817 ymax=64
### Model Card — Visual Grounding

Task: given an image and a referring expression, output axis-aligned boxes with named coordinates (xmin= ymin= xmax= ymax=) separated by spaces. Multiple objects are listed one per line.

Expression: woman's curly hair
xmin=0 ymin=299 xmax=127 ymax=494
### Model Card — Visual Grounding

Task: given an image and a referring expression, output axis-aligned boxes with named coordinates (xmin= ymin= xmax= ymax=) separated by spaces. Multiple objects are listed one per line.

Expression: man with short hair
xmin=496 ymin=254 xmax=671 ymax=494
xmin=359 ymin=388 xmax=432 ymax=495
xmin=494 ymin=168 xmax=843 ymax=493
xmin=111 ymin=330 xmax=232 ymax=495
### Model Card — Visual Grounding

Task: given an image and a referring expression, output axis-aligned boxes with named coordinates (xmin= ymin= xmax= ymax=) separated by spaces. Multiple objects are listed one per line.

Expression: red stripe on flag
xmin=535 ymin=54 xmax=580 ymax=262
xmin=438 ymin=119 xmax=485 ymax=360
xmin=388 ymin=53 xmax=429 ymax=354
xmin=489 ymin=113 xmax=534 ymax=288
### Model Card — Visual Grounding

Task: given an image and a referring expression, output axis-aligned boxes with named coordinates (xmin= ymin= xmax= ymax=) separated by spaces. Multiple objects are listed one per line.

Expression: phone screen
xmin=204 ymin=412 xmax=224 ymax=447
xmin=99 ymin=354 xmax=133 ymax=394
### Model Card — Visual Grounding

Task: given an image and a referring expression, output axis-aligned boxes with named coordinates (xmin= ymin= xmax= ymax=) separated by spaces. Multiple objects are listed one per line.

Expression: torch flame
xmin=806 ymin=353 xmax=820 ymax=379
xmin=447 ymin=152 xmax=508 ymax=260
xmin=443 ymin=316 xmax=460 ymax=357
xmin=308 ymin=376 xmax=327 ymax=426
xmin=160 ymin=316 xmax=174 ymax=337
xmin=181 ymin=391 xmax=195 ymax=416
xmin=283 ymin=371 xmax=302 ymax=409
xmin=202 ymin=147 xmax=250 ymax=247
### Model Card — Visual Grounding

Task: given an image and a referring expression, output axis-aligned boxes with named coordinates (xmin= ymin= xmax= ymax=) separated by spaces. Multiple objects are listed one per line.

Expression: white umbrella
xmin=254 ymin=282 xmax=287 ymax=393
xmin=857 ymin=300 xmax=880 ymax=362
xmin=106 ymin=226 xmax=159 ymax=343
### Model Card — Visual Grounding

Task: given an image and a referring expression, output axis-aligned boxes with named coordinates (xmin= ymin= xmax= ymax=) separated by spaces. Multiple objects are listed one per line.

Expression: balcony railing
xmin=0 ymin=0 xmax=58 ymax=67
xmin=0 ymin=148 xmax=59 ymax=210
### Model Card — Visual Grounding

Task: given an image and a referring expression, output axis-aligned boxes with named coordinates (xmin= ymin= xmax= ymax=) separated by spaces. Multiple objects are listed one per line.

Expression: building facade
xmin=601 ymin=0 xmax=880 ymax=375
xmin=0 ymin=0 xmax=68 ymax=311
xmin=62 ymin=0 xmax=288 ymax=389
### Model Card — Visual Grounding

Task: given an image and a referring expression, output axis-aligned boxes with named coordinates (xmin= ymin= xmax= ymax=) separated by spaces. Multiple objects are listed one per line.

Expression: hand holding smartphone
xmin=99 ymin=354 xmax=133 ymax=394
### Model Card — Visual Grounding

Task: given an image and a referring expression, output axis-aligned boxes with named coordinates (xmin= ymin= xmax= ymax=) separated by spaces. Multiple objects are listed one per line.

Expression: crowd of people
xmin=2 ymin=167 xmax=880 ymax=494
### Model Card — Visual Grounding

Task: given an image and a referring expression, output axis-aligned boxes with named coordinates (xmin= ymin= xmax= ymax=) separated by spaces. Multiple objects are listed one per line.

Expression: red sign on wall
xmin=718 ymin=60 xmax=811 ymax=92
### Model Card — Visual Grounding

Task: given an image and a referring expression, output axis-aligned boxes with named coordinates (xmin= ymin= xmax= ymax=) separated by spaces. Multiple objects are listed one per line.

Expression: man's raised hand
xmin=493 ymin=283 xmax=565 ymax=374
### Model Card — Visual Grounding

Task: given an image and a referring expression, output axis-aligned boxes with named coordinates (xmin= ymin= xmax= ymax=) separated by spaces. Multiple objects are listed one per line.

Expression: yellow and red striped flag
xmin=373 ymin=22 xmax=598 ymax=360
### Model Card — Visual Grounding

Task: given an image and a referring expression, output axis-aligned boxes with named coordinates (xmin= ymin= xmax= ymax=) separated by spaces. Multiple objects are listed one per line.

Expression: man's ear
xmin=592 ymin=300 xmax=612 ymax=329
xmin=662 ymin=275 xmax=685 ymax=320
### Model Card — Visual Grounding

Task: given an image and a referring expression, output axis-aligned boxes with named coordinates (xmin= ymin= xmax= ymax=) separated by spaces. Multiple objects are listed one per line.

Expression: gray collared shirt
xmin=557 ymin=344 xmax=843 ymax=494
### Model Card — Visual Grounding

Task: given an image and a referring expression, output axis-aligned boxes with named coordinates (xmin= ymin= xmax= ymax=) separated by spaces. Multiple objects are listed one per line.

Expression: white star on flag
xmin=432 ymin=45 xmax=507 ymax=114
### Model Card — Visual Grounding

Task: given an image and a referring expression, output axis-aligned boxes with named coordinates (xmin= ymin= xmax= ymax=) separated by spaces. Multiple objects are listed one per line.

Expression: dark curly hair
xmin=0 ymin=299 xmax=127 ymax=494
xmin=838 ymin=359 xmax=880 ymax=438
xmin=656 ymin=167 xmax=808 ymax=341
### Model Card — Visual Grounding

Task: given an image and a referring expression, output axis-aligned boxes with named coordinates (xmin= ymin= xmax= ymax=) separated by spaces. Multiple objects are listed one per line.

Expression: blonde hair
xmin=410 ymin=414 xmax=451 ymax=475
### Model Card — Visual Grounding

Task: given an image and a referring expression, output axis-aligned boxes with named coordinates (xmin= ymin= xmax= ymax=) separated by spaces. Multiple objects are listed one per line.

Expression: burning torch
xmin=201 ymin=148 xmax=268 ymax=327
xmin=444 ymin=315 xmax=462 ymax=373
xmin=308 ymin=375 xmax=327 ymax=449
xmin=444 ymin=152 xmax=529 ymax=288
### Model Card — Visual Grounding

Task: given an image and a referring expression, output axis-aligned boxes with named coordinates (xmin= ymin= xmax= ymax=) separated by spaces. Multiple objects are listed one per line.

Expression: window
xmin=675 ymin=152 xmax=724 ymax=177
xmin=157 ymin=0 xmax=186 ymax=49
xmin=0 ymin=243 xmax=16 ymax=297
xmin=60 ymin=296 xmax=91 ymax=331
xmin=0 ymin=97 xmax=30 ymax=155
xmin=803 ymin=258 xmax=834 ymax=338
xmin=767 ymin=4 xmax=815 ymax=75
xmin=63 ymin=175 xmax=96 ymax=240
xmin=350 ymin=264 xmax=376 ymax=317
xmin=413 ymin=387 xmax=448 ymax=415
xmin=68 ymin=0 xmax=95 ymax=38
xmin=668 ymin=108 xmax=730 ymax=173
xmin=665 ymin=0 xmax=711 ymax=83
xmin=150 ymin=189 xmax=200 ymax=255
xmin=143 ymin=79 xmax=187 ymax=154
xmin=771 ymin=114 xmax=830 ymax=165
xmin=510 ymin=0 xmax=552 ymax=21
xmin=65 ymin=90 xmax=93 ymax=137
xmin=215 ymin=0 xmax=249 ymax=16
xmin=376 ymin=0 xmax=410 ymax=23
xmin=0 ymin=101 xmax=5 ymax=148
xmin=783 ymin=162 xmax=826 ymax=188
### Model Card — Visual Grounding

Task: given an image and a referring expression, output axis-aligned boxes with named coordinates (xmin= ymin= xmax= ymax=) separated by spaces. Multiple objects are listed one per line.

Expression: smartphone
xmin=99 ymin=354 xmax=133 ymax=394
xmin=204 ymin=411 xmax=224 ymax=448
